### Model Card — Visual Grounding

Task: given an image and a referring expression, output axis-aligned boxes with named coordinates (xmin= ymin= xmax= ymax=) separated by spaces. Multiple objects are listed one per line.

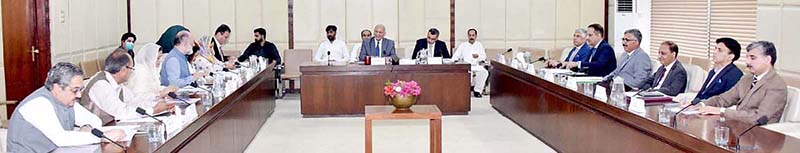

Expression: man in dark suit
xmin=695 ymin=37 xmax=744 ymax=100
xmin=412 ymin=28 xmax=450 ymax=59
xmin=642 ymin=41 xmax=686 ymax=96
xmin=564 ymin=24 xmax=617 ymax=77
xmin=694 ymin=41 xmax=787 ymax=124
xmin=210 ymin=24 xmax=232 ymax=62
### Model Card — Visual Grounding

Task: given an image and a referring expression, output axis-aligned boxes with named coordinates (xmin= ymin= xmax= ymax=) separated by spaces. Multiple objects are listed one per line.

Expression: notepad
xmin=96 ymin=125 xmax=139 ymax=142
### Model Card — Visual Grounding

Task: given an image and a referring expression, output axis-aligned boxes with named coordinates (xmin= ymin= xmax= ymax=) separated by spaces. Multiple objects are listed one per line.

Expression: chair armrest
xmin=0 ymin=101 xmax=16 ymax=105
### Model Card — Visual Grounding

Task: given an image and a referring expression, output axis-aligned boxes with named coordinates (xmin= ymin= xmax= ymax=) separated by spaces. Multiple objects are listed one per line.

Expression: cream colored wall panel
xmin=556 ymin=0 xmax=581 ymax=40
xmin=454 ymin=0 xmax=481 ymax=44
xmin=50 ymin=0 xmax=69 ymax=56
xmin=479 ymin=0 xmax=506 ymax=48
xmin=346 ymin=0 xmax=374 ymax=44
xmin=319 ymin=0 xmax=347 ymax=42
xmin=424 ymin=0 xmax=450 ymax=47
xmin=580 ymin=0 xmax=605 ymax=26
xmin=530 ymin=0 xmax=556 ymax=48
xmin=209 ymin=0 xmax=235 ymax=36
xmin=156 ymin=0 xmax=185 ymax=33
xmin=757 ymin=7 xmax=782 ymax=45
xmin=785 ymin=0 xmax=800 ymax=5
xmin=263 ymin=0 xmax=290 ymax=50
xmin=373 ymin=0 xmax=399 ymax=45
xmin=506 ymin=0 xmax=531 ymax=42
xmin=759 ymin=0 xmax=783 ymax=5
xmin=67 ymin=0 xmax=88 ymax=55
xmin=398 ymin=0 xmax=425 ymax=47
xmin=235 ymin=0 xmax=265 ymax=50
xmin=183 ymin=0 xmax=210 ymax=38
xmin=96 ymin=0 xmax=121 ymax=48
xmin=293 ymin=0 xmax=322 ymax=49
xmin=131 ymin=0 xmax=158 ymax=44
xmin=778 ymin=7 xmax=800 ymax=73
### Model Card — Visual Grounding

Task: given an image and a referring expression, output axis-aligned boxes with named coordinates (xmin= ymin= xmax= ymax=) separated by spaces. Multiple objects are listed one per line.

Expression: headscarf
xmin=135 ymin=43 xmax=161 ymax=70
xmin=127 ymin=43 xmax=163 ymax=99
xmin=156 ymin=25 xmax=190 ymax=53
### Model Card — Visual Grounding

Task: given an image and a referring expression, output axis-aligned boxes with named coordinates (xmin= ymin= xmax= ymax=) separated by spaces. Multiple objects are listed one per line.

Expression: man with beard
xmin=453 ymin=28 xmax=488 ymax=97
xmin=238 ymin=27 xmax=282 ymax=65
xmin=314 ymin=25 xmax=349 ymax=62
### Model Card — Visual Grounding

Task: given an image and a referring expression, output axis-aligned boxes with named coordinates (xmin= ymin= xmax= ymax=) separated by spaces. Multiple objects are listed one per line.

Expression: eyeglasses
xmin=69 ymin=87 xmax=84 ymax=94
xmin=622 ymin=38 xmax=638 ymax=42
xmin=125 ymin=65 xmax=136 ymax=71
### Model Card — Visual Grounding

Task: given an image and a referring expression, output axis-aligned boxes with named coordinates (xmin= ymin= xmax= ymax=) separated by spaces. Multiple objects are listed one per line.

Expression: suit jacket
xmin=412 ymin=38 xmax=450 ymax=59
xmin=211 ymin=37 xmax=227 ymax=62
xmin=565 ymin=43 xmax=592 ymax=62
xmin=580 ymin=40 xmax=617 ymax=77
xmin=705 ymin=69 xmax=787 ymax=124
xmin=695 ymin=63 xmax=744 ymax=100
xmin=606 ymin=48 xmax=652 ymax=88
xmin=359 ymin=37 xmax=398 ymax=61
xmin=642 ymin=60 xmax=687 ymax=96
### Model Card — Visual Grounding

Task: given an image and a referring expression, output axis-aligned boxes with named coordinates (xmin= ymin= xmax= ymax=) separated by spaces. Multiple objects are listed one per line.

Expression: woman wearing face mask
xmin=128 ymin=43 xmax=178 ymax=103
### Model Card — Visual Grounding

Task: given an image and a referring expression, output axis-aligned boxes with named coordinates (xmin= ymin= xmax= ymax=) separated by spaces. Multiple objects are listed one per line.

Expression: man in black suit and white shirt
xmin=412 ymin=28 xmax=450 ymax=59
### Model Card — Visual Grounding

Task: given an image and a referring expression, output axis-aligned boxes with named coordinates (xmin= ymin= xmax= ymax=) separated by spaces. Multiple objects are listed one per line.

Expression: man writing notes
xmin=641 ymin=41 xmax=686 ymax=96
xmin=412 ymin=28 xmax=451 ymax=59
xmin=693 ymin=41 xmax=787 ymax=124
xmin=314 ymin=25 xmax=350 ymax=62
xmin=8 ymin=63 xmax=125 ymax=153
xmin=563 ymin=24 xmax=617 ymax=77
xmin=359 ymin=24 xmax=398 ymax=62
xmin=453 ymin=28 xmax=488 ymax=97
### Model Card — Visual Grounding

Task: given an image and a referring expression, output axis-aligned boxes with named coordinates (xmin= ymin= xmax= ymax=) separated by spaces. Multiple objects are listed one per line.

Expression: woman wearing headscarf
xmin=128 ymin=43 xmax=178 ymax=104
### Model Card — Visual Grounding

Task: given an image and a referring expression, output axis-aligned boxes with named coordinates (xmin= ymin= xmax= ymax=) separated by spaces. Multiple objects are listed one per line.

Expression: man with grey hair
xmin=8 ymin=62 xmax=125 ymax=153
xmin=694 ymin=41 xmax=787 ymax=124
xmin=359 ymin=24 xmax=398 ymax=62
xmin=161 ymin=30 xmax=208 ymax=87
xmin=548 ymin=28 xmax=592 ymax=67
xmin=604 ymin=28 xmax=652 ymax=90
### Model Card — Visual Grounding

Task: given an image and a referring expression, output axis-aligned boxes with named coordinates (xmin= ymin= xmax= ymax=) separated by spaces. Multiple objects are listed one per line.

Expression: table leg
xmin=366 ymin=119 xmax=372 ymax=153
xmin=430 ymin=119 xmax=442 ymax=153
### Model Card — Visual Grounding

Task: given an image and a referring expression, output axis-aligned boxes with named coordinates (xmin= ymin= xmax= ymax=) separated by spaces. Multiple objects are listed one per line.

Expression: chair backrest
xmin=283 ymin=49 xmax=313 ymax=76
xmin=682 ymin=63 xmax=708 ymax=93
xmin=80 ymin=60 xmax=100 ymax=79
xmin=781 ymin=86 xmax=800 ymax=122
xmin=396 ymin=47 xmax=405 ymax=59
xmin=485 ymin=48 xmax=511 ymax=62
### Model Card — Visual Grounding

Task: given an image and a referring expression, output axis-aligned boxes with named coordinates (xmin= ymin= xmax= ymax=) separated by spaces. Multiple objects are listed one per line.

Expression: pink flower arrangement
xmin=383 ymin=80 xmax=421 ymax=98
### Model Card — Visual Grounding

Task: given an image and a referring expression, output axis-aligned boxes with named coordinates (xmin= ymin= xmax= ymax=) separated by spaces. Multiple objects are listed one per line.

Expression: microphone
xmin=502 ymin=48 xmax=513 ymax=55
xmin=91 ymin=129 xmax=127 ymax=153
xmin=533 ymin=57 xmax=547 ymax=63
xmin=634 ymin=83 xmax=653 ymax=97
xmin=327 ymin=51 xmax=331 ymax=66
xmin=167 ymin=92 xmax=192 ymax=105
xmin=672 ymin=98 xmax=702 ymax=127
xmin=136 ymin=107 xmax=168 ymax=141
xmin=736 ymin=116 xmax=769 ymax=151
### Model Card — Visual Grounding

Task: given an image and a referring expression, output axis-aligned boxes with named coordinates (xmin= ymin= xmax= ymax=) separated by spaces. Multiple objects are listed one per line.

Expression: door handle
xmin=30 ymin=46 xmax=39 ymax=62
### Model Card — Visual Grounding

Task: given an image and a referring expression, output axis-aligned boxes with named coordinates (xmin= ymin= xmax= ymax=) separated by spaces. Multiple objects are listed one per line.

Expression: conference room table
xmin=299 ymin=62 xmax=471 ymax=117
xmin=58 ymin=67 xmax=277 ymax=153
xmin=489 ymin=60 xmax=800 ymax=153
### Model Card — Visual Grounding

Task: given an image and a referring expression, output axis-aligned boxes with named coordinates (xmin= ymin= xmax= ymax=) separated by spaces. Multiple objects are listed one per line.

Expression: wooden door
xmin=3 ymin=0 xmax=51 ymax=117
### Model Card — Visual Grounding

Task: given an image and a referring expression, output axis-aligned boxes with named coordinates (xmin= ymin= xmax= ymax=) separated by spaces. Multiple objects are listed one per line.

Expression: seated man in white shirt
xmin=453 ymin=28 xmax=488 ymax=97
xmin=82 ymin=48 xmax=174 ymax=124
xmin=8 ymin=63 xmax=125 ymax=153
xmin=314 ymin=24 xmax=350 ymax=63
xmin=350 ymin=29 xmax=372 ymax=62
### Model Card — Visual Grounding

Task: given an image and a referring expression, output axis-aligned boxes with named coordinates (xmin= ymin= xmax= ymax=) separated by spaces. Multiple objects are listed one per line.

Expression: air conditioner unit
xmin=617 ymin=0 xmax=635 ymax=13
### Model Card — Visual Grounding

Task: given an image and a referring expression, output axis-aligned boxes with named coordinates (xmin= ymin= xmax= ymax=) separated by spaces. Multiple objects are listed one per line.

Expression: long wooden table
xmin=122 ymin=68 xmax=277 ymax=153
xmin=489 ymin=61 xmax=800 ymax=153
xmin=300 ymin=62 xmax=470 ymax=116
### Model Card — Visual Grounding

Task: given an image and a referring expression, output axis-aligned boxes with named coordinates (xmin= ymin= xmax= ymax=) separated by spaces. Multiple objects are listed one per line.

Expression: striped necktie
xmin=751 ymin=76 xmax=758 ymax=89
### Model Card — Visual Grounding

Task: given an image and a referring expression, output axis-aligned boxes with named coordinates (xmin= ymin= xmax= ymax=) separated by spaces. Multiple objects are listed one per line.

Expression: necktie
xmin=588 ymin=48 xmax=597 ymax=62
xmin=699 ymin=69 xmax=716 ymax=93
xmin=566 ymin=47 xmax=577 ymax=61
xmin=375 ymin=41 xmax=381 ymax=56
xmin=751 ymin=76 xmax=758 ymax=89
xmin=653 ymin=66 xmax=667 ymax=87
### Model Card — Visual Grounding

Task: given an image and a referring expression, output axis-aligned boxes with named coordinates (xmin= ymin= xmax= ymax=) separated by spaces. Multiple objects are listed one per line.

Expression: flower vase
xmin=389 ymin=95 xmax=417 ymax=110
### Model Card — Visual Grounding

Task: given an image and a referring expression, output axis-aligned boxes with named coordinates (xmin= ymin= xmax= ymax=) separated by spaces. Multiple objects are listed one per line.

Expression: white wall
xmin=49 ymin=0 xmax=127 ymax=64
xmin=757 ymin=0 xmax=800 ymax=84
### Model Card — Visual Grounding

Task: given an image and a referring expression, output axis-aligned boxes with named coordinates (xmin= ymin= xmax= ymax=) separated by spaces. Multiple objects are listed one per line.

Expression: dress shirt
xmin=351 ymin=43 xmax=362 ymax=62
xmin=454 ymin=41 xmax=487 ymax=66
xmin=314 ymin=39 xmax=350 ymax=62
xmin=706 ymin=66 xmax=724 ymax=88
xmin=567 ymin=43 xmax=585 ymax=61
xmin=578 ymin=42 xmax=603 ymax=67
xmin=89 ymin=72 xmax=154 ymax=120
xmin=18 ymin=98 xmax=102 ymax=146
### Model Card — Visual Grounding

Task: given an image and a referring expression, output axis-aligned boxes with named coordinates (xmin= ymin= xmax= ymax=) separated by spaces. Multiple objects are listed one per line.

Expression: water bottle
xmin=213 ymin=74 xmax=225 ymax=99
xmin=610 ymin=76 xmax=627 ymax=109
